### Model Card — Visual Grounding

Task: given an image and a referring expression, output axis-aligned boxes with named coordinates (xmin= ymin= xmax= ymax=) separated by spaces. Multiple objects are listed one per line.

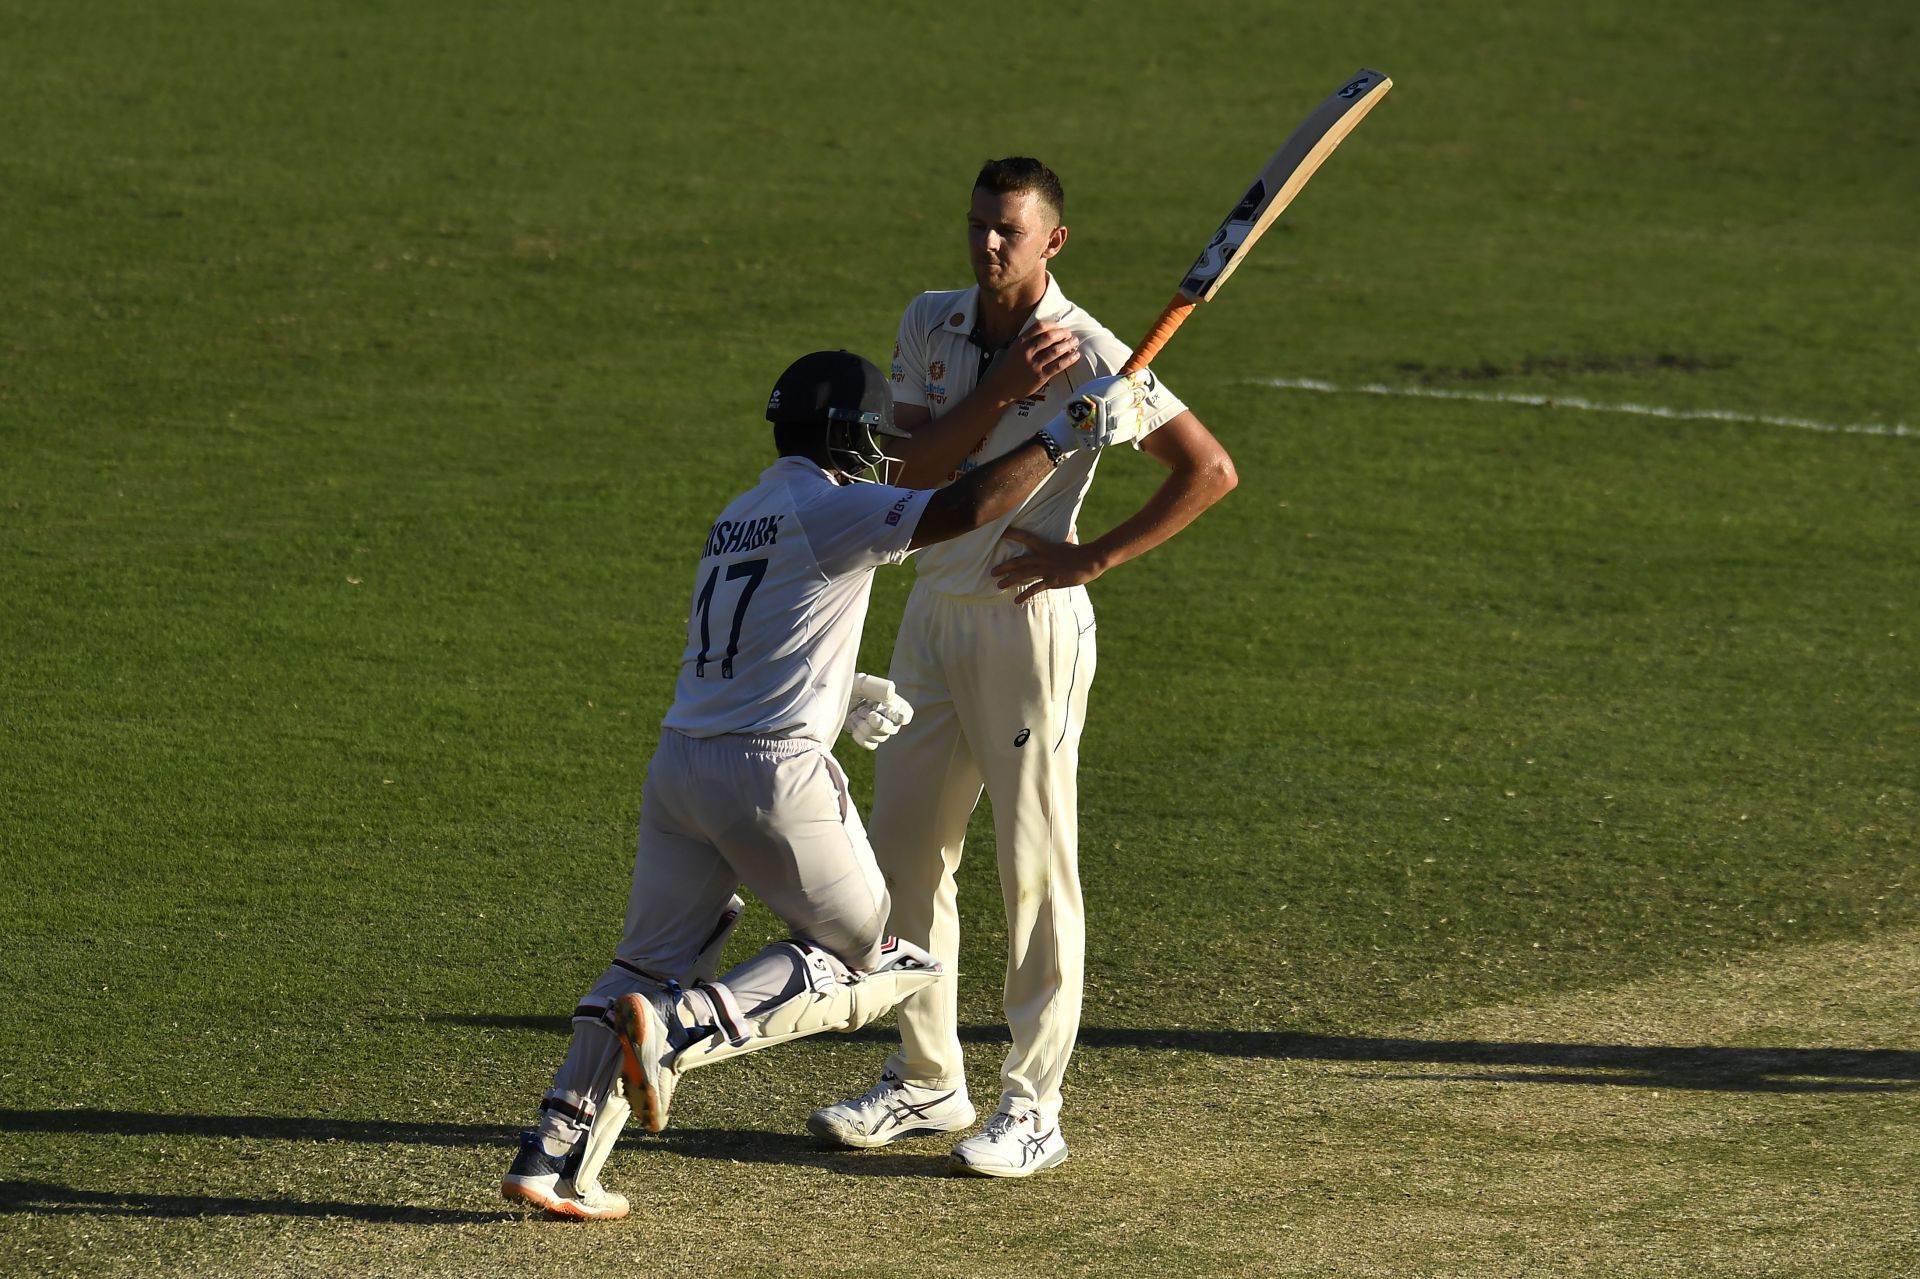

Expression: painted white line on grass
xmin=1245 ymin=377 xmax=1915 ymax=439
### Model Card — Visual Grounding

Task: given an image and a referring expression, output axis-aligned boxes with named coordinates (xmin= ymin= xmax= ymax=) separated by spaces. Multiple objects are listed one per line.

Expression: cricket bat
xmin=1121 ymin=68 xmax=1393 ymax=375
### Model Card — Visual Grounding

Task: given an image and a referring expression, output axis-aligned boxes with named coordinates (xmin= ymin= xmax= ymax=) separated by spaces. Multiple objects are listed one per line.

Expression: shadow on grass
xmin=0 ymin=1178 xmax=515 ymax=1224
xmin=0 ymin=1111 xmax=518 ymax=1145
xmin=652 ymin=1128 xmax=953 ymax=1176
xmin=0 ymin=1109 xmax=945 ymax=1179
xmin=437 ymin=1014 xmax=1920 ymax=1095
xmin=0 ymin=1125 xmax=956 ymax=1225
xmin=1078 ymin=1028 xmax=1920 ymax=1094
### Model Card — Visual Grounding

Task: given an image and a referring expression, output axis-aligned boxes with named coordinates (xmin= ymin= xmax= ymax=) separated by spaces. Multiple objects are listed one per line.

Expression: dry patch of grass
xmin=6 ymin=929 xmax=1913 ymax=1279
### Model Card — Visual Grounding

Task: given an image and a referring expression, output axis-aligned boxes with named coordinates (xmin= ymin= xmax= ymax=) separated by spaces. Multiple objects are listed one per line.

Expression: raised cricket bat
xmin=1121 ymin=68 xmax=1392 ymax=375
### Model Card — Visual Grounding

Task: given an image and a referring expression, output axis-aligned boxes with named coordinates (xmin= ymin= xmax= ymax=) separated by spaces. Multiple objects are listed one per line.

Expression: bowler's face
xmin=967 ymin=187 xmax=1058 ymax=295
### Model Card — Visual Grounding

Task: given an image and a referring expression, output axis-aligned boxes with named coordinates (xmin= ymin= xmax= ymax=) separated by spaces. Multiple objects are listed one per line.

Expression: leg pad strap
xmin=672 ymin=938 xmax=943 ymax=1073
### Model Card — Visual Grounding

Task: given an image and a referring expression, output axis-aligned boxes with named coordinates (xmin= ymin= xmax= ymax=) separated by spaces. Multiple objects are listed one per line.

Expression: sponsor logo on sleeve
xmin=884 ymin=495 xmax=912 ymax=527
xmin=928 ymin=359 xmax=946 ymax=381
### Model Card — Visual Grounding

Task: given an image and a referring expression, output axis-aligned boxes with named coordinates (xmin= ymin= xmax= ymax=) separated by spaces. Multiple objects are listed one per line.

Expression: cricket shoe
xmin=609 ymin=990 xmax=680 ymax=1132
xmin=500 ymin=1130 xmax=630 ymax=1221
xmin=807 ymin=1071 xmax=976 ymax=1149
xmin=949 ymin=1107 xmax=1068 ymax=1178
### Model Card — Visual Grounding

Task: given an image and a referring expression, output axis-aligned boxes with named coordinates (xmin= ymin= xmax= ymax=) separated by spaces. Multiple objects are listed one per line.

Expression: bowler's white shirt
xmin=662 ymin=456 xmax=931 ymax=746
xmin=889 ymin=274 xmax=1187 ymax=599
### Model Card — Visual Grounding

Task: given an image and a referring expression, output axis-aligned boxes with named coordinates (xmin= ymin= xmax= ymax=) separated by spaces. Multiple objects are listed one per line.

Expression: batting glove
xmin=845 ymin=672 xmax=913 ymax=750
xmin=1032 ymin=371 xmax=1154 ymax=462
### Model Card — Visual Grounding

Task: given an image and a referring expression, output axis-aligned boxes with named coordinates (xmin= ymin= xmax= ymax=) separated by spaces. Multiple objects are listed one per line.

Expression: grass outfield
xmin=2 ymin=2 xmax=1915 ymax=1276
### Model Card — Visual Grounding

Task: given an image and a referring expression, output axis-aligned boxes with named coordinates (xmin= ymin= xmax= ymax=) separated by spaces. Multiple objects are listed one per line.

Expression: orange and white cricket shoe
xmin=500 ymin=1130 xmax=629 ymax=1221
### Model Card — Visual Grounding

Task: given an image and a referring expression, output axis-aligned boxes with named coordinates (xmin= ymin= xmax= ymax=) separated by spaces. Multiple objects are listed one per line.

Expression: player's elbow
xmin=1152 ymin=416 xmax=1237 ymax=505
xmin=945 ymin=483 xmax=1002 ymax=531
xmin=1199 ymin=449 xmax=1238 ymax=503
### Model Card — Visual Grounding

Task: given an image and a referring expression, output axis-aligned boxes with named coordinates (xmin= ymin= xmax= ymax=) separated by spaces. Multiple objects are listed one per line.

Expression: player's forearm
xmin=894 ymin=385 xmax=1023 ymax=489
xmin=1082 ymin=454 xmax=1237 ymax=574
xmin=910 ymin=441 xmax=1052 ymax=547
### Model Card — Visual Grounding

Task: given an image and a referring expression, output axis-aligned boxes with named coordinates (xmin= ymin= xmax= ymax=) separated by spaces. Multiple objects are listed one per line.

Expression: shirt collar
xmin=768 ymin=454 xmax=839 ymax=484
xmin=942 ymin=273 xmax=1071 ymax=346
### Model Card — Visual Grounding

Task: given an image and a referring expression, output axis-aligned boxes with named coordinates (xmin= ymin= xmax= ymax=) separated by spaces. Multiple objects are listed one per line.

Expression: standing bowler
xmin=810 ymin=159 xmax=1237 ymax=1176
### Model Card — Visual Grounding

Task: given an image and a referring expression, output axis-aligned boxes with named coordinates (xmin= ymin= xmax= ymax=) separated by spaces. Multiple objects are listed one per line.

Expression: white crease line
xmin=1245 ymin=378 xmax=1914 ymax=439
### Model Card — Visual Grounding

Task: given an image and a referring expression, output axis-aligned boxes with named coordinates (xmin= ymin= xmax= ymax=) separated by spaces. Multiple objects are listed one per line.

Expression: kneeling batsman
xmin=499 ymin=359 xmax=1146 ymax=1221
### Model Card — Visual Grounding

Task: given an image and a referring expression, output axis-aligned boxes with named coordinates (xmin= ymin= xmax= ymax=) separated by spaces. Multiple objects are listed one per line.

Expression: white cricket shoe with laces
xmin=807 ymin=1071 xmax=976 ymax=1149
xmin=949 ymin=1107 xmax=1068 ymax=1178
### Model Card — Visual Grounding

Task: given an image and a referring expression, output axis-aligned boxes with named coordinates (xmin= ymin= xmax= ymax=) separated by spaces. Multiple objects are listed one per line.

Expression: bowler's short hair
xmin=975 ymin=157 xmax=1065 ymax=225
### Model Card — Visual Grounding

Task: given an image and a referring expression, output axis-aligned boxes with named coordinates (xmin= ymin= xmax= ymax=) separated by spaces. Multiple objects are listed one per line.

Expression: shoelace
xmin=850 ymin=1075 xmax=905 ymax=1115
xmin=980 ymin=1111 xmax=1027 ymax=1141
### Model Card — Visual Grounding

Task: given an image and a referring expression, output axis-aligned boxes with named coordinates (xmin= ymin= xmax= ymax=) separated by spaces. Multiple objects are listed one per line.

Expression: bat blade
xmin=1122 ymin=68 xmax=1391 ymax=374
xmin=1180 ymin=69 xmax=1392 ymax=302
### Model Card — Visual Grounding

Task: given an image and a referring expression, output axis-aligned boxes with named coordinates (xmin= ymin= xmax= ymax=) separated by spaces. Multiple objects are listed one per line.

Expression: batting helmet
xmin=765 ymin=350 xmax=907 ymax=476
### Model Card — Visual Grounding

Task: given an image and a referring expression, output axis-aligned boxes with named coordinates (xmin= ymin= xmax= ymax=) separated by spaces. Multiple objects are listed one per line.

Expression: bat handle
xmin=1120 ymin=293 xmax=1196 ymax=376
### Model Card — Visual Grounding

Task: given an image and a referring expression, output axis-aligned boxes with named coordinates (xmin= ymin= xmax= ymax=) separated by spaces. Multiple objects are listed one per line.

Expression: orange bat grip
xmin=1121 ymin=294 xmax=1197 ymax=375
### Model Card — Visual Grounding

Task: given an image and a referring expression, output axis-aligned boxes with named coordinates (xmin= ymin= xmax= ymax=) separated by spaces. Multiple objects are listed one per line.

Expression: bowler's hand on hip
xmin=994 ymin=528 xmax=1105 ymax=604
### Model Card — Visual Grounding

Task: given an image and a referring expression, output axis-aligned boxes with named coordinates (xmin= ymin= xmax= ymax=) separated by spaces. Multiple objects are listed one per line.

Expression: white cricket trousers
xmin=870 ymin=579 xmax=1096 ymax=1122
xmin=618 ymin=728 xmax=891 ymax=977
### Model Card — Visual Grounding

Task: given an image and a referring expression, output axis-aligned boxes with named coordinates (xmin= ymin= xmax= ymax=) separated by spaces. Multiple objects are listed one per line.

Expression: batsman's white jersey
xmin=890 ymin=275 xmax=1187 ymax=599
xmin=662 ymin=456 xmax=931 ymax=748
xmin=874 ymin=274 xmax=1184 ymax=1124
xmin=528 ymin=453 xmax=935 ymax=1174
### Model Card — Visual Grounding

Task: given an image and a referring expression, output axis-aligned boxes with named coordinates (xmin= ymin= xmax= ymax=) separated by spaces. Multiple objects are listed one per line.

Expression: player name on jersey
xmin=703 ymin=514 xmax=784 ymax=558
